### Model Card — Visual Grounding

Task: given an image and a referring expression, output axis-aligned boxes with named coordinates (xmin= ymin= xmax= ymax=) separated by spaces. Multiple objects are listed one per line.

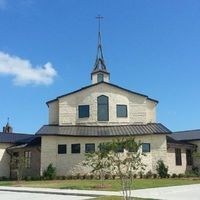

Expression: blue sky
xmin=0 ymin=0 xmax=200 ymax=133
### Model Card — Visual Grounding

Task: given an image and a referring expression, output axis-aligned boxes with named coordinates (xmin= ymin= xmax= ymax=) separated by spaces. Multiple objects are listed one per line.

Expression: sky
xmin=0 ymin=0 xmax=200 ymax=134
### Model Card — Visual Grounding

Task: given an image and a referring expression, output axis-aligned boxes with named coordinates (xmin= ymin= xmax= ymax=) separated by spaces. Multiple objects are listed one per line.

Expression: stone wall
xmin=40 ymin=134 xmax=167 ymax=176
xmin=0 ymin=143 xmax=11 ymax=178
xmin=10 ymin=146 xmax=41 ymax=179
xmin=49 ymin=101 xmax=59 ymax=125
xmin=48 ymin=83 xmax=157 ymax=126
xmin=167 ymin=145 xmax=193 ymax=175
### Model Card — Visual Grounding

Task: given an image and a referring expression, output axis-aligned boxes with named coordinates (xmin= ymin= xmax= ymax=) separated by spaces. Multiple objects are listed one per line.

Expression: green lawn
xmin=0 ymin=178 xmax=200 ymax=191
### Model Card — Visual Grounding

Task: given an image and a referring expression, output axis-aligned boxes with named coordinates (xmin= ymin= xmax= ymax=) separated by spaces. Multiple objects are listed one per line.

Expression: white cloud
xmin=0 ymin=51 xmax=57 ymax=86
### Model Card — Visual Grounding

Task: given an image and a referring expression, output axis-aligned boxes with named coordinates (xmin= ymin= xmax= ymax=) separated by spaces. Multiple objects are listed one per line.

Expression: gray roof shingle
xmin=0 ymin=132 xmax=34 ymax=143
xmin=36 ymin=123 xmax=171 ymax=137
xmin=171 ymin=129 xmax=200 ymax=141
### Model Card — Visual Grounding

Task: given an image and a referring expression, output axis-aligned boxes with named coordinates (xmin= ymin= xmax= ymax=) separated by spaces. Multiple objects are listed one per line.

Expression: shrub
xmin=138 ymin=171 xmax=143 ymax=179
xmin=178 ymin=173 xmax=184 ymax=178
xmin=171 ymin=173 xmax=177 ymax=178
xmin=43 ymin=163 xmax=56 ymax=180
xmin=0 ymin=176 xmax=9 ymax=181
xmin=112 ymin=175 xmax=116 ymax=180
xmin=192 ymin=167 xmax=200 ymax=176
xmin=153 ymin=173 xmax=157 ymax=179
xmin=145 ymin=170 xmax=153 ymax=179
xmin=66 ymin=175 xmax=73 ymax=180
xmin=185 ymin=169 xmax=198 ymax=177
xmin=156 ymin=160 xmax=168 ymax=178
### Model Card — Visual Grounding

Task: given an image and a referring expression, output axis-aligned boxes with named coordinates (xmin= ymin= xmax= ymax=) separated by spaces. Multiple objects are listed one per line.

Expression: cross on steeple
xmin=96 ymin=15 xmax=103 ymax=34
xmin=91 ymin=15 xmax=109 ymax=84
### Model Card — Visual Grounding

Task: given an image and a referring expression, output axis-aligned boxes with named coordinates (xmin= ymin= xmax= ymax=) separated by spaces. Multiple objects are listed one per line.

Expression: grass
xmin=0 ymin=178 xmax=200 ymax=191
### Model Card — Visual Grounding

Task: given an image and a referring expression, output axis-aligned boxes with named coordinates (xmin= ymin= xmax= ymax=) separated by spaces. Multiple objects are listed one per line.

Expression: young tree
xmin=84 ymin=137 xmax=145 ymax=200
xmin=83 ymin=143 xmax=111 ymax=187
xmin=10 ymin=152 xmax=25 ymax=181
xmin=106 ymin=138 xmax=145 ymax=200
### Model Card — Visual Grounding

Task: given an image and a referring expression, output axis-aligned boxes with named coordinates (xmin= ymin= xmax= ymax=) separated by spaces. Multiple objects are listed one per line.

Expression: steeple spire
xmin=93 ymin=15 xmax=107 ymax=72
xmin=91 ymin=15 xmax=110 ymax=84
xmin=3 ymin=117 xmax=13 ymax=133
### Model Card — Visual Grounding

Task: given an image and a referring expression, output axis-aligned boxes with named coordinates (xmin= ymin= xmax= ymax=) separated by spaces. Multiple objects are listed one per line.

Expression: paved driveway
xmin=0 ymin=191 xmax=93 ymax=200
xmin=134 ymin=184 xmax=200 ymax=200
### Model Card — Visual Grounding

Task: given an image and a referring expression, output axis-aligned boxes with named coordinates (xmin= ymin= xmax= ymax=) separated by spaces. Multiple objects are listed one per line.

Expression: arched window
xmin=97 ymin=95 xmax=109 ymax=121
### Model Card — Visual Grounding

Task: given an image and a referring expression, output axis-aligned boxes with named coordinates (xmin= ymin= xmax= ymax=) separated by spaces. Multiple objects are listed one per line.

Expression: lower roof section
xmin=36 ymin=123 xmax=171 ymax=137
xmin=0 ymin=132 xmax=34 ymax=144
xmin=171 ymin=129 xmax=200 ymax=141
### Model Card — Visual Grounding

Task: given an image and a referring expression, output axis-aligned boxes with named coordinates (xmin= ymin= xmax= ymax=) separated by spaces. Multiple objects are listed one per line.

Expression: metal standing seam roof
xmin=36 ymin=123 xmax=171 ymax=137
xmin=46 ymin=82 xmax=159 ymax=105
xmin=170 ymin=129 xmax=200 ymax=141
xmin=166 ymin=136 xmax=195 ymax=147
xmin=0 ymin=132 xmax=34 ymax=143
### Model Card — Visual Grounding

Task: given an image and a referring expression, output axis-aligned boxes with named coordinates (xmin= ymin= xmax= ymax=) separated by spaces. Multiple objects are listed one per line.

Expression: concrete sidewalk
xmin=0 ymin=186 xmax=121 ymax=197
xmin=1 ymin=184 xmax=200 ymax=199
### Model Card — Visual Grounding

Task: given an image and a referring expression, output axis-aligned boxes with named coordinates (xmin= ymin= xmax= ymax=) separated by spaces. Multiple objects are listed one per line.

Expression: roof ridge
xmin=46 ymin=82 xmax=158 ymax=105
xmin=173 ymin=129 xmax=200 ymax=134
xmin=0 ymin=132 xmax=33 ymax=136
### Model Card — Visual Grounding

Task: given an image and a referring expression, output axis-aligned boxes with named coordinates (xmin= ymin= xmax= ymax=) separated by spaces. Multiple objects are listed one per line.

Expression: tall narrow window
xmin=186 ymin=149 xmax=193 ymax=166
xmin=24 ymin=151 xmax=31 ymax=168
xmin=175 ymin=148 xmax=182 ymax=166
xmin=97 ymin=95 xmax=109 ymax=121
xmin=97 ymin=73 xmax=104 ymax=82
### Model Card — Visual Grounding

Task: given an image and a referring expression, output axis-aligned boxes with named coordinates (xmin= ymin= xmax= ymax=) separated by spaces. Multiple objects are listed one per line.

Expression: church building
xmin=0 ymin=22 xmax=199 ymax=179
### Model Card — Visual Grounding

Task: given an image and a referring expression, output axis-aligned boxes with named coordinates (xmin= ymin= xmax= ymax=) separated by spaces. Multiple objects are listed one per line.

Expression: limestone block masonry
xmin=48 ymin=83 xmax=157 ymax=126
xmin=0 ymin=143 xmax=11 ymax=178
xmin=40 ymin=134 xmax=167 ymax=176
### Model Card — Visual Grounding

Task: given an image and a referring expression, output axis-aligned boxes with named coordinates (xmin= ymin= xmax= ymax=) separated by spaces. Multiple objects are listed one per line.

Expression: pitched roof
xmin=0 ymin=132 xmax=34 ymax=144
xmin=170 ymin=129 xmax=200 ymax=141
xmin=166 ymin=135 xmax=195 ymax=147
xmin=36 ymin=123 xmax=171 ymax=137
xmin=46 ymin=82 xmax=158 ymax=105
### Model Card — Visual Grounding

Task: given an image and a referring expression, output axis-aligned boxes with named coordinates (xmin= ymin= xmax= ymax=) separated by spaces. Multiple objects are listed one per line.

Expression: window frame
xmin=116 ymin=104 xmax=128 ymax=118
xmin=58 ymin=144 xmax=67 ymax=154
xmin=186 ymin=149 xmax=193 ymax=166
xmin=97 ymin=95 xmax=109 ymax=121
xmin=78 ymin=105 xmax=90 ymax=118
xmin=97 ymin=73 xmax=104 ymax=82
xmin=24 ymin=151 xmax=31 ymax=169
xmin=175 ymin=148 xmax=182 ymax=166
xmin=142 ymin=143 xmax=151 ymax=153
xmin=85 ymin=143 xmax=95 ymax=153
xmin=71 ymin=143 xmax=81 ymax=154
